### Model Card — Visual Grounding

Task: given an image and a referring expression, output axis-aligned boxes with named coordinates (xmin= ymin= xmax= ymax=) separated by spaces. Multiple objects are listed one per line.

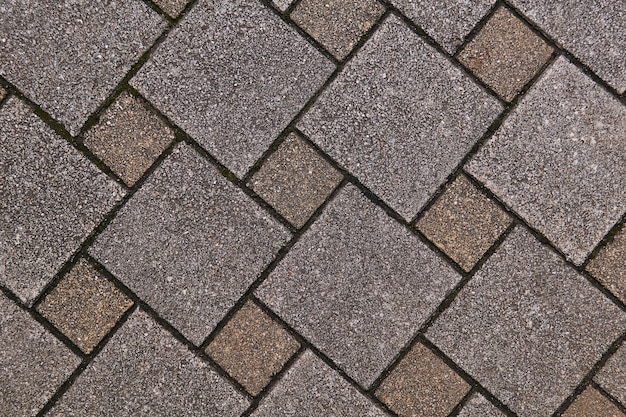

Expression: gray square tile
xmin=48 ymin=309 xmax=249 ymax=417
xmin=298 ymin=15 xmax=502 ymax=220
xmin=131 ymin=0 xmax=335 ymax=177
xmin=427 ymin=226 xmax=626 ymax=417
xmin=467 ymin=57 xmax=626 ymax=265
xmin=90 ymin=144 xmax=290 ymax=345
xmin=0 ymin=0 xmax=165 ymax=135
xmin=0 ymin=97 xmax=125 ymax=304
xmin=595 ymin=341 xmax=626 ymax=408
xmin=256 ymin=184 xmax=462 ymax=387
xmin=153 ymin=0 xmax=190 ymax=18
xmin=458 ymin=394 xmax=505 ymax=417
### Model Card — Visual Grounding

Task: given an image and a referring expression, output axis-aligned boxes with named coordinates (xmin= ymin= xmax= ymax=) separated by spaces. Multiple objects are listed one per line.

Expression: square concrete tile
xmin=298 ymin=15 xmax=502 ymax=220
xmin=37 ymin=258 xmax=133 ymax=354
xmin=256 ymin=184 xmax=462 ymax=387
xmin=595 ymin=341 xmax=626 ymax=407
xmin=0 ymin=293 xmax=80 ymax=417
xmin=562 ymin=387 xmax=625 ymax=417
xmin=153 ymin=0 xmax=190 ymax=18
xmin=0 ymin=97 xmax=125 ymax=304
xmin=90 ymin=144 xmax=290 ymax=345
xmin=467 ymin=57 xmax=626 ymax=265
xmin=587 ymin=225 xmax=626 ymax=304
xmin=426 ymin=226 xmax=626 ymax=417
xmin=458 ymin=394 xmax=505 ymax=417
xmin=0 ymin=0 xmax=165 ymax=135
xmin=131 ymin=0 xmax=335 ymax=177
xmin=48 ymin=309 xmax=249 ymax=417
xmin=251 ymin=350 xmax=388 ymax=416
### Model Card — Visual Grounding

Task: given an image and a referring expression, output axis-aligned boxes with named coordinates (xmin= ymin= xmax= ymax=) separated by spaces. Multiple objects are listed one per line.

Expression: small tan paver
xmin=153 ymin=0 xmax=189 ymax=18
xmin=206 ymin=300 xmax=300 ymax=396
xmin=562 ymin=387 xmax=625 ymax=417
xmin=595 ymin=341 xmax=626 ymax=407
xmin=0 ymin=86 xmax=6 ymax=101
xmin=37 ymin=258 xmax=133 ymax=353
xmin=587 ymin=224 xmax=626 ymax=304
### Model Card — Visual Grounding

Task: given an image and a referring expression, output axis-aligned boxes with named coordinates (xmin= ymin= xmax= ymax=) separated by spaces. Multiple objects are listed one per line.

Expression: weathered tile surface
xmin=153 ymin=0 xmax=189 ymax=18
xmin=0 ymin=0 xmax=165 ymax=135
xmin=0 ymin=293 xmax=80 ymax=417
xmin=0 ymin=97 xmax=124 ymax=304
xmin=467 ymin=57 xmax=626 ymax=265
xmin=587 ymin=225 xmax=626 ymax=304
xmin=427 ymin=226 xmax=626 ymax=417
xmin=257 ymin=184 xmax=462 ymax=387
xmin=299 ymin=15 xmax=502 ymax=220
xmin=49 ymin=309 xmax=249 ymax=417
xmin=90 ymin=144 xmax=290 ymax=345
xmin=273 ymin=0 xmax=293 ymax=11
xmin=458 ymin=394 xmax=505 ymax=417
xmin=595 ymin=342 xmax=626 ymax=407
xmin=562 ymin=387 xmax=625 ymax=417
xmin=131 ymin=0 xmax=335 ymax=177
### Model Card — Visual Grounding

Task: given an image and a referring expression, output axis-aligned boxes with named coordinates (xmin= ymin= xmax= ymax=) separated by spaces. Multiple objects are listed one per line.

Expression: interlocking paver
xmin=0 ymin=0 xmax=165 ymax=135
xmin=90 ymin=143 xmax=290 ymax=345
xmin=251 ymin=350 xmax=388 ymax=416
xmin=587 ymin=225 xmax=626 ymax=304
xmin=131 ymin=0 xmax=335 ymax=177
xmin=0 ymin=97 xmax=125 ymax=304
xmin=256 ymin=184 xmax=462 ymax=387
xmin=595 ymin=342 xmax=626 ymax=407
xmin=0 ymin=86 xmax=6 ymax=101
xmin=562 ymin=387 xmax=625 ymax=417
xmin=467 ymin=57 xmax=626 ymax=265
xmin=458 ymin=394 xmax=505 ymax=417
xmin=298 ymin=15 xmax=502 ymax=220
xmin=153 ymin=0 xmax=190 ymax=18
xmin=48 ymin=309 xmax=249 ymax=417
xmin=427 ymin=226 xmax=626 ymax=417
xmin=274 ymin=0 xmax=293 ymax=11
xmin=0 ymin=293 xmax=80 ymax=417
xmin=509 ymin=0 xmax=626 ymax=94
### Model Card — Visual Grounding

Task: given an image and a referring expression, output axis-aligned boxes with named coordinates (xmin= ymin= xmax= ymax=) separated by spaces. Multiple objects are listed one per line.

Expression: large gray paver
xmin=252 ymin=350 xmax=388 ymax=417
xmin=131 ymin=0 xmax=335 ymax=177
xmin=458 ymin=394 xmax=505 ymax=417
xmin=90 ymin=144 xmax=290 ymax=345
xmin=0 ymin=97 xmax=124 ymax=304
xmin=0 ymin=293 xmax=80 ymax=417
xmin=0 ymin=0 xmax=165 ymax=135
xmin=509 ymin=0 xmax=626 ymax=94
xmin=256 ymin=184 xmax=462 ymax=387
xmin=595 ymin=341 xmax=626 ymax=407
xmin=298 ymin=15 xmax=502 ymax=220
xmin=467 ymin=57 xmax=626 ymax=265
xmin=49 ymin=309 xmax=249 ymax=417
xmin=427 ymin=226 xmax=626 ymax=417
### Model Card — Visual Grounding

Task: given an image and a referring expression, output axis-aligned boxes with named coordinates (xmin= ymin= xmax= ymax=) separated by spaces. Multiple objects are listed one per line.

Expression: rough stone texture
xmin=273 ymin=0 xmax=293 ymax=11
xmin=458 ymin=7 xmax=553 ymax=101
xmin=416 ymin=175 xmax=511 ymax=272
xmin=153 ymin=0 xmax=189 ymax=18
xmin=0 ymin=86 xmax=6 ymax=101
xmin=49 ymin=309 xmax=249 ymax=417
xmin=390 ymin=0 xmax=496 ymax=53
xmin=376 ymin=342 xmax=470 ymax=417
xmin=596 ymin=341 xmax=626 ymax=407
xmin=131 ymin=0 xmax=335 ymax=177
xmin=290 ymin=0 xmax=386 ymax=60
xmin=298 ymin=15 xmax=502 ymax=220
xmin=37 ymin=258 xmax=133 ymax=354
xmin=587 ymin=225 xmax=626 ymax=304
xmin=0 ymin=0 xmax=165 ymax=135
xmin=458 ymin=394 xmax=506 ymax=417
xmin=90 ymin=144 xmax=290 ymax=345
xmin=206 ymin=300 xmax=300 ymax=395
xmin=84 ymin=91 xmax=175 ymax=187
xmin=0 ymin=293 xmax=80 ymax=417
xmin=257 ymin=184 xmax=462 ymax=387
xmin=562 ymin=387 xmax=625 ymax=417
xmin=467 ymin=57 xmax=626 ymax=265
xmin=427 ymin=226 xmax=626 ymax=417
xmin=248 ymin=133 xmax=342 ymax=228
xmin=252 ymin=350 xmax=387 ymax=416
xmin=0 ymin=97 xmax=125 ymax=304
xmin=509 ymin=0 xmax=626 ymax=94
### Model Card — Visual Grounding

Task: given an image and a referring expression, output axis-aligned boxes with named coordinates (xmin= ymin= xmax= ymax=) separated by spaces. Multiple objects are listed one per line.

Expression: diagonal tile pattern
xmin=458 ymin=394 xmax=506 ymax=417
xmin=562 ymin=386 xmax=626 ymax=417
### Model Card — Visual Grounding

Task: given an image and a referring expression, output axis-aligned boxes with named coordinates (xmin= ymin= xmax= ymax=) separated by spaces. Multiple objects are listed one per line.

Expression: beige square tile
xmin=562 ymin=387 xmax=625 ymax=417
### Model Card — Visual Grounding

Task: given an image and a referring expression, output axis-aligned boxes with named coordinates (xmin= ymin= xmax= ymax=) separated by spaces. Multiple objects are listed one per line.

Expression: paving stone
xmin=248 ymin=133 xmax=342 ymax=228
xmin=273 ymin=0 xmax=293 ymax=11
xmin=509 ymin=0 xmax=626 ymax=94
xmin=467 ymin=57 xmax=626 ymax=265
xmin=83 ymin=91 xmax=175 ymax=187
xmin=426 ymin=226 xmax=626 ymax=417
xmin=0 ymin=86 xmax=6 ymax=101
xmin=206 ymin=300 xmax=300 ymax=396
xmin=390 ymin=0 xmax=496 ymax=53
xmin=256 ymin=184 xmax=462 ymax=387
xmin=131 ymin=0 xmax=335 ymax=177
xmin=37 ymin=258 xmax=133 ymax=354
xmin=0 ymin=97 xmax=125 ymax=304
xmin=587 ymin=225 xmax=626 ymax=304
xmin=290 ymin=0 xmax=386 ymax=60
xmin=595 ymin=341 xmax=626 ymax=407
xmin=458 ymin=394 xmax=506 ymax=417
xmin=252 ymin=350 xmax=387 ymax=416
xmin=416 ymin=175 xmax=511 ymax=272
xmin=153 ymin=0 xmax=189 ymax=18
xmin=90 ymin=144 xmax=290 ymax=345
xmin=562 ymin=386 xmax=625 ymax=417
xmin=0 ymin=293 xmax=80 ymax=417
xmin=376 ymin=342 xmax=470 ymax=417
xmin=48 ymin=309 xmax=249 ymax=417
xmin=0 ymin=0 xmax=165 ymax=135
xmin=458 ymin=7 xmax=553 ymax=101
xmin=298 ymin=15 xmax=502 ymax=220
